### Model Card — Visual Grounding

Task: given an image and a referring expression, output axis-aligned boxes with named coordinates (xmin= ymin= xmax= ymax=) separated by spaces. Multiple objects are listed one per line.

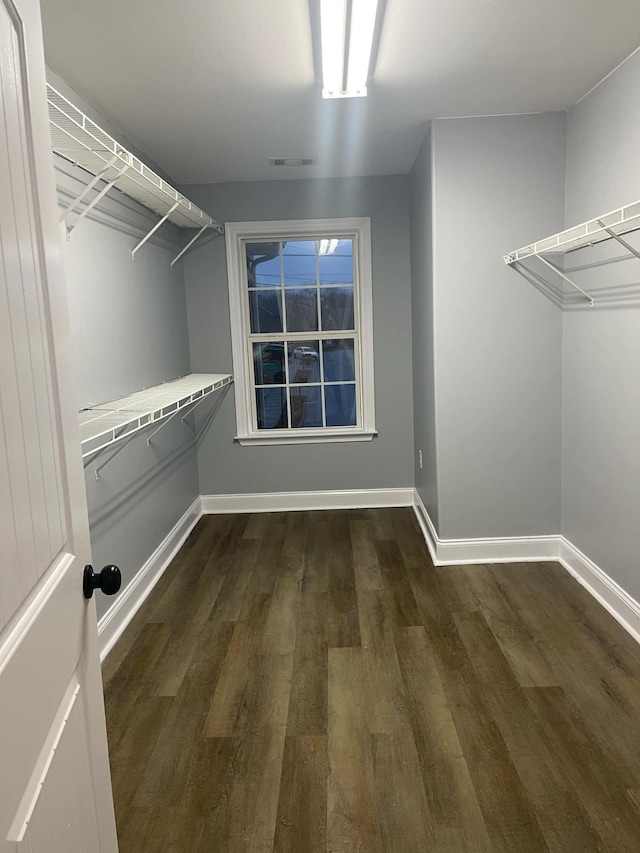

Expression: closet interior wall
xmin=562 ymin=49 xmax=640 ymax=603
xmin=181 ymin=175 xmax=415 ymax=499
xmin=51 ymin=74 xmax=199 ymax=621
xmin=409 ymin=127 xmax=438 ymax=528
xmin=415 ymin=112 xmax=566 ymax=541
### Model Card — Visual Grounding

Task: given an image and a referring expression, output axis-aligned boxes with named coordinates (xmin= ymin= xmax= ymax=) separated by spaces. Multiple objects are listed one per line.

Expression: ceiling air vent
xmin=269 ymin=157 xmax=318 ymax=167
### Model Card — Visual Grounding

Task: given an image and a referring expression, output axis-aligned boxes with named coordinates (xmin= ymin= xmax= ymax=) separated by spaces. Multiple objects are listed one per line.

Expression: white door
xmin=0 ymin=0 xmax=119 ymax=850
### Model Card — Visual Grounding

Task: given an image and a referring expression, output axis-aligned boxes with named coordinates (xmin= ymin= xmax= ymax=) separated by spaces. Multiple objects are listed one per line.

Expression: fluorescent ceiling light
xmin=320 ymin=0 xmax=378 ymax=99
xmin=346 ymin=0 xmax=378 ymax=95
xmin=320 ymin=0 xmax=347 ymax=98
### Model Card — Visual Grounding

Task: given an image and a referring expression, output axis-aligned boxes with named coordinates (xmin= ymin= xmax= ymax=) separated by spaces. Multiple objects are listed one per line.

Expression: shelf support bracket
xmin=93 ymin=430 xmax=141 ymax=479
xmin=132 ymin=202 xmax=180 ymax=259
xmin=170 ymin=224 xmax=210 ymax=267
xmin=82 ymin=423 xmax=131 ymax=469
xmin=146 ymin=392 xmax=212 ymax=445
xmin=83 ymin=446 xmax=106 ymax=469
xmin=60 ymin=154 xmax=120 ymax=225
xmin=67 ymin=162 xmax=131 ymax=235
xmin=537 ymin=256 xmax=594 ymax=306
xmin=596 ymin=219 xmax=640 ymax=261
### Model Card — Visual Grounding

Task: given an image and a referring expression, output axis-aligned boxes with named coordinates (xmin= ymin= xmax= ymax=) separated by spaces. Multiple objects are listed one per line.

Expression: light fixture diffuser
xmin=320 ymin=0 xmax=378 ymax=99
xmin=320 ymin=0 xmax=347 ymax=98
xmin=346 ymin=0 xmax=379 ymax=96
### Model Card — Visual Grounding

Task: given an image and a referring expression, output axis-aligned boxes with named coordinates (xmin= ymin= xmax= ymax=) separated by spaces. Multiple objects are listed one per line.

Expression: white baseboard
xmin=97 ymin=488 xmax=408 ymax=663
xmin=412 ymin=490 xmax=559 ymax=565
xmin=201 ymin=488 xmax=414 ymax=514
xmin=559 ymin=538 xmax=640 ymax=647
xmin=413 ymin=488 xmax=640 ymax=647
xmin=97 ymin=497 xmax=202 ymax=661
xmin=412 ymin=492 xmax=439 ymax=564
xmin=96 ymin=487 xmax=640 ymax=665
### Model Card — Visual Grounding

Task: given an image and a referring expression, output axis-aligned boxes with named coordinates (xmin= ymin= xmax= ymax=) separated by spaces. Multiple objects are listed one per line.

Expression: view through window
xmin=247 ymin=238 xmax=357 ymax=430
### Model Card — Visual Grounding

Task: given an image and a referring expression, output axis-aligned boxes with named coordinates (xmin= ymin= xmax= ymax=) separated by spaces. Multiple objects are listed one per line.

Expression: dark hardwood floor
xmin=103 ymin=508 xmax=640 ymax=851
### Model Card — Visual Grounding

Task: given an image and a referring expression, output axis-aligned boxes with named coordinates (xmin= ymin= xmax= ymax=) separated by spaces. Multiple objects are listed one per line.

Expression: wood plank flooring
xmin=103 ymin=508 xmax=640 ymax=852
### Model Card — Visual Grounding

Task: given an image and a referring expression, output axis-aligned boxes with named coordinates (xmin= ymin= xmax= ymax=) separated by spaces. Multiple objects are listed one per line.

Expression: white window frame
xmin=225 ymin=217 xmax=376 ymax=446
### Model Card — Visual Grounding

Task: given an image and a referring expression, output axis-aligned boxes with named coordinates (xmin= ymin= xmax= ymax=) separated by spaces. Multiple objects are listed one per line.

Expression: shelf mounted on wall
xmin=47 ymin=84 xmax=223 ymax=263
xmin=504 ymin=199 xmax=640 ymax=307
xmin=80 ymin=374 xmax=233 ymax=477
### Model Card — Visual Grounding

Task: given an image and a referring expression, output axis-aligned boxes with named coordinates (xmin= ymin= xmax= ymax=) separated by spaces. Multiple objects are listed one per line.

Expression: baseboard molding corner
xmin=201 ymin=487 xmax=414 ymax=515
xmin=559 ymin=538 xmax=640 ymax=647
xmin=412 ymin=490 xmax=439 ymax=564
xmin=412 ymin=490 xmax=559 ymax=565
xmin=97 ymin=496 xmax=202 ymax=662
xmin=412 ymin=490 xmax=640 ymax=647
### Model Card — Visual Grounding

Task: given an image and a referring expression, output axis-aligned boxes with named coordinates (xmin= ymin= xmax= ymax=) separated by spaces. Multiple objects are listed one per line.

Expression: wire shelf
xmin=80 ymin=374 xmax=233 ymax=457
xmin=504 ymin=200 xmax=640 ymax=264
xmin=48 ymin=85 xmax=223 ymax=233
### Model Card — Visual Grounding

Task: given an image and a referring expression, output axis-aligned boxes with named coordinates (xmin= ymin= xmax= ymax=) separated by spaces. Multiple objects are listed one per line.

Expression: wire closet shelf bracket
xmin=47 ymin=84 xmax=223 ymax=264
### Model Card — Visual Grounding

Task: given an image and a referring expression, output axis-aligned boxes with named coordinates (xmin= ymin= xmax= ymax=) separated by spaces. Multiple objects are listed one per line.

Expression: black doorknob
xmin=83 ymin=564 xmax=122 ymax=599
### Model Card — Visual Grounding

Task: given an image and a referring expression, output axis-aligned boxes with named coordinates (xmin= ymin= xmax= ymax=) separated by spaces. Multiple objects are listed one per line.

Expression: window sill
xmin=235 ymin=429 xmax=377 ymax=446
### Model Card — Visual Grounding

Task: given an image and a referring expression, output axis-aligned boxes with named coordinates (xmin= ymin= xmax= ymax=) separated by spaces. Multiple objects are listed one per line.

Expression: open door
xmin=0 ymin=0 xmax=119 ymax=849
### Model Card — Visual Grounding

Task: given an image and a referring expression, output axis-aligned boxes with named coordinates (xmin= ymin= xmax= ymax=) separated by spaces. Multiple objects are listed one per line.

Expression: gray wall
xmin=409 ymin=128 xmax=438 ymax=526
xmin=56 ymin=156 xmax=199 ymax=620
xmin=429 ymin=113 xmax=566 ymax=539
xmin=563 ymin=50 xmax=640 ymax=600
xmin=181 ymin=176 xmax=414 ymax=496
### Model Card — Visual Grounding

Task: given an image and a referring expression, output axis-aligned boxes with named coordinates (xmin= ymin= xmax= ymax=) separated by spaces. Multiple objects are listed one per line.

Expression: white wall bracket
xmin=131 ymin=202 xmax=180 ymax=258
xmin=145 ymin=394 xmax=206 ymax=445
xmin=60 ymin=153 xmax=120 ymax=225
xmin=66 ymin=161 xmax=131 ymax=235
xmin=82 ymin=425 xmax=129 ymax=470
xmin=596 ymin=219 xmax=640 ymax=261
xmin=536 ymin=256 xmax=594 ymax=306
xmin=94 ymin=430 xmax=141 ymax=479
xmin=171 ymin=224 xmax=210 ymax=267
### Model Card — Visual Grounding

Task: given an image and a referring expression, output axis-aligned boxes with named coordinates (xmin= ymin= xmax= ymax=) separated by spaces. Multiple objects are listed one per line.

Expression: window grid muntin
xmin=243 ymin=235 xmax=360 ymax=433
xmin=282 ymin=313 xmax=292 ymax=428
xmin=319 ymin=339 xmax=327 ymax=427
xmin=249 ymin=333 xmax=360 ymax=431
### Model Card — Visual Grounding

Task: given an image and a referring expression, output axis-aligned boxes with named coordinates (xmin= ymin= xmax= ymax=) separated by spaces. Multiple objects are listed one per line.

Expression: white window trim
xmin=225 ymin=217 xmax=376 ymax=446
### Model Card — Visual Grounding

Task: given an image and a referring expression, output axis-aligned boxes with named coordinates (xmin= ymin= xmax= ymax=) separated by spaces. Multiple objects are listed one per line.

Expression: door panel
xmin=0 ymin=0 xmax=118 ymax=848
xmin=9 ymin=675 xmax=101 ymax=851
xmin=0 ymin=0 xmax=65 ymax=629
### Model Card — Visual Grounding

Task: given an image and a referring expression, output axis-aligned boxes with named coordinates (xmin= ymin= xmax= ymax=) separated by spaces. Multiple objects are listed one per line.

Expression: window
xmin=226 ymin=218 xmax=376 ymax=445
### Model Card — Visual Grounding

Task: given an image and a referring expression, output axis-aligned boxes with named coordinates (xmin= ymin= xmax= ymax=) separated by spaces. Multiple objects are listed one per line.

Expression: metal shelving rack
xmin=80 ymin=374 xmax=233 ymax=475
xmin=47 ymin=84 xmax=223 ymax=265
xmin=504 ymin=199 xmax=640 ymax=306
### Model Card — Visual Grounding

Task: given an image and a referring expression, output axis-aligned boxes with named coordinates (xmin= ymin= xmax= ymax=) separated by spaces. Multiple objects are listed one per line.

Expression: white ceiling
xmin=40 ymin=0 xmax=640 ymax=185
